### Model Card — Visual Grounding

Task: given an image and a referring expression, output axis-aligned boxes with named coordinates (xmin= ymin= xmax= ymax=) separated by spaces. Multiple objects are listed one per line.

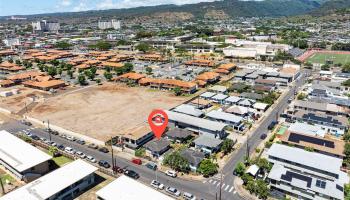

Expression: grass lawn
xmin=306 ymin=53 xmax=350 ymax=65
xmin=52 ymin=156 xmax=73 ymax=167
xmin=47 ymin=152 xmax=72 ymax=167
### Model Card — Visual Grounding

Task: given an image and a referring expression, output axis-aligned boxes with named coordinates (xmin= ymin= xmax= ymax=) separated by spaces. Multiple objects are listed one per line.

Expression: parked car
xmin=165 ymin=170 xmax=177 ymax=178
xmin=124 ymin=170 xmax=139 ymax=179
xmin=48 ymin=141 xmax=57 ymax=147
xmin=150 ymin=180 xmax=164 ymax=190
xmin=59 ymin=134 xmax=67 ymax=139
xmin=132 ymin=158 xmax=142 ymax=165
xmin=88 ymin=143 xmax=99 ymax=149
xmin=23 ymin=130 xmax=32 ymax=137
xmin=183 ymin=192 xmax=196 ymax=200
xmin=145 ymin=162 xmax=157 ymax=171
xmin=64 ymin=147 xmax=75 ymax=155
xmin=260 ymin=134 xmax=267 ymax=140
xmin=53 ymin=151 xmax=62 ymax=157
xmin=57 ymin=144 xmax=65 ymax=150
xmin=30 ymin=135 xmax=40 ymax=140
xmin=166 ymin=187 xmax=181 ymax=197
xmin=66 ymin=136 xmax=75 ymax=141
xmin=50 ymin=130 xmax=59 ymax=135
xmin=76 ymin=139 xmax=85 ymax=145
xmin=268 ymin=121 xmax=278 ymax=130
xmin=20 ymin=120 xmax=32 ymax=126
xmin=98 ymin=147 xmax=109 ymax=153
xmin=112 ymin=166 xmax=125 ymax=173
xmin=86 ymin=156 xmax=96 ymax=163
xmin=98 ymin=160 xmax=111 ymax=168
xmin=76 ymin=151 xmax=86 ymax=159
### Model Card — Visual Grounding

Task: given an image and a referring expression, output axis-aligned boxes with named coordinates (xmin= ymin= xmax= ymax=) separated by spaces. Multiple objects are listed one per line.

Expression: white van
xmin=183 ymin=192 xmax=196 ymax=200
xmin=64 ymin=147 xmax=75 ymax=155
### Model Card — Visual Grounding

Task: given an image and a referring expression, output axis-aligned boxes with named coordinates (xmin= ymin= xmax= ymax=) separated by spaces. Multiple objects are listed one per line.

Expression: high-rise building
xmin=32 ymin=20 xmax=60 ymax=33
xmin=98 ymin=19 xmax=121 ymax=30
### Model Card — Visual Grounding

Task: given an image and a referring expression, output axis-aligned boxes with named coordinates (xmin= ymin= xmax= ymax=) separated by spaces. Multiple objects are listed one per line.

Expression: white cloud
xmin=73 ymin=0 xmax=90 ymax=11
xmin=96 ymin=0 xmax=217 ymax=10
xmin=60 ymin=0 xmax=72 ymax=6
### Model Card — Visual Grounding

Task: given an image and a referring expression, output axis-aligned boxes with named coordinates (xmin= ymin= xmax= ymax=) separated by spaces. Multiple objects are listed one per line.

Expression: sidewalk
xmin=233 ymin=177 xmax=259 ymax=200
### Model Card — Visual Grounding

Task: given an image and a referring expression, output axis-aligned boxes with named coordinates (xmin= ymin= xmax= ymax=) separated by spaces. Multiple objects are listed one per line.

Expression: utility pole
xmin=246 ymin=134 xmax=250 ymax=161
xmin=110 ymin=137 xmax=115 ymax=170
xmin=47 ymin=119 xmax=51 ymax=141
xmin=219 ymin=172 xmax=223 ymax=200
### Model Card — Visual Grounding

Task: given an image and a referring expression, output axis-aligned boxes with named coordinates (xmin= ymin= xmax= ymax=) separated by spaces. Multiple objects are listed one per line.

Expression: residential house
xmin=193 ymin=135 xmax=223 ymax=154
xmin=180 ymin=149 xmax=206 ymax=172
xmin=165 ymin=128 xmax=192 ymax=143
xmin=206 ymin=110 xmax=244 ymax=131
xmin=144 ymin=138 xmax=171 ymax=158
xmin=165 ymin=111 xmax=227 ymax=139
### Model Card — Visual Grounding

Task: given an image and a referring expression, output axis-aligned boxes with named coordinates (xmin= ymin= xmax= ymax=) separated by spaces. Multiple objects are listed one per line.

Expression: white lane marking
xmin=212 ymin=180 xmax=217 ymax=185
xmin=229 ymin=186 xmax=234 ymax=193
xmin=221 ymin=183 xmax=225 ymax=188
xmin=233 ymin=190 xmax=237 ymax=194
xmin=216 ymin=182 xmax=220 ymax=187
xmin=208 ymin=179 xmax=213 ymax=184
xmin=224 ymin=185 xmax=230 ymax=191
xmin=203 ymin=180 xmax=207 ymax=183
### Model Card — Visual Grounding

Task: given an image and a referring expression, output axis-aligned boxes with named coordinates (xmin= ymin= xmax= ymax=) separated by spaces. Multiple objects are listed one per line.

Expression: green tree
xmin=57 ymin=68 xmax=63 ymax=76
xmin=297 ymin=93 xmax=307 ymax=100
xmin=197 ymin=159 xmax=218 ymax=177
xmin=136 ymin=43 xmax=151 ymax=53
xmin=246 ymin=180 xmax=256 ymax=194
xmin=173 ymin=87 xmax=182 ymax=96
xmin=55 ymin=41 xmax=72 ymax=50
xmin=321 ymin=64 xmax=330 ymax=71
xmin=78 ymin=74 xmax=86 ymax=85
xmin=84 ymin=70 xmax=95 ymax=80
xmin=145 ymin=67 xmax=152 ymax=75
xmin=221 ymin=138 xmax=234 ymax=155
xmin=342 ymin=79 xmax=350 ymax=87
xmin=67 ymin=70 xmax=73 ymax=79
xmin=47 ymin=67 xmax=57 ymax=77
xmin=344 ymin=143 xmax=350 ymax=157
xmin=234 ymin=162 xmax=246 ymax=177
xmin=8 ymin=58 xmax=13 ymax=63
xmin=104 ymin=71 xmax=113 ymax=81
xmin=49 ymin=146 xmax=58 ymax=155
xmin=343 ymin=131 xmax=350 ymax=142
xmin=123 ymin=63 xmax=133 ymax=73
xmin=256 ymin=180 xmax=269 ymax=199
xmin=50 ymin=60 xmax=60 ymax=66
xmin=135 ymin=148 xmax=145 ymax=157
xmin=241 ymin=173 xmax=253 ymax=184
xmin=163 ymin=151 xmax=189 ymax=172
xmin=90 ymin=66 xmax=97 ymax=75
xmin=92 ymin=41 xmax=112 ymax=51
xmin=15 ymin=59 xmax=21 ymax=65
xmin=342 ymin=63 xmax=350 ymax=73
xmin=256 ymin=158 xmax=271 ymax=172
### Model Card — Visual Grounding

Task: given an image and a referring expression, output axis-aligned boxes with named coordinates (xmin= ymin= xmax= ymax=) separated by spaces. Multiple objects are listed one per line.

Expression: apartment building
xmin=267 ymin=144 xmax=349 ymax=200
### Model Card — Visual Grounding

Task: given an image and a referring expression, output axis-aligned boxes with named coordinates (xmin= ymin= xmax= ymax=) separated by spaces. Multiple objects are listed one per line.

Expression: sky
xmin=0 ymin=0 xmax=219 ymax=16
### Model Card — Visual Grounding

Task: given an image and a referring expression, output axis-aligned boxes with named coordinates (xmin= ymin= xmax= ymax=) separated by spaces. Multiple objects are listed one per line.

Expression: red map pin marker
xmin=148 ymin=109 xmax=168 ymax=139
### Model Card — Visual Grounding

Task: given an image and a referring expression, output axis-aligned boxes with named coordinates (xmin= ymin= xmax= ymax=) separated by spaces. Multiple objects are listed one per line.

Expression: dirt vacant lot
xmin=0 ymin=86 xmax=48 ymax=113
xmin=29 ymin=83 xmax=187 ymax=141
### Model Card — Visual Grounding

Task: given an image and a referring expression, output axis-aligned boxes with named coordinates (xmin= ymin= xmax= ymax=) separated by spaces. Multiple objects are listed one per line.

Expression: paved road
xmin=0 ymin=70 xmax=308 ymax=200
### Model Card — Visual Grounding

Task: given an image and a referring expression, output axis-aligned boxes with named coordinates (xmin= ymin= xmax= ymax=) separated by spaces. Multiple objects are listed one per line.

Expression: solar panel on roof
xmin=288 ymin=133 xmax=335 ymax=148
xmin=281 ymin=171 xmax=312 ymax=188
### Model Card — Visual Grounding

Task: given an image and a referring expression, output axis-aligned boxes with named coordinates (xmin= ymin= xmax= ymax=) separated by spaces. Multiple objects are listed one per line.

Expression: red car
xmin=132 ymin=158 xmax=142 ymax=165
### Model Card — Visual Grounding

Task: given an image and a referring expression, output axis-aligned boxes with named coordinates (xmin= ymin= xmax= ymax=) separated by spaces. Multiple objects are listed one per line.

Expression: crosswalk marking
xmin=216 ymin=182 xmax=220 ymax=187
xmin=233 ymin=190 xmax=237 ymax=194
xmin=229 ymin=186 xmax=234 ymax=193
xmin=221 ymin=183 xmax=225 ymax=188
xmin=224 ymin=185 xmax=230 ymax=191
xmin=203 ymin=180 xmax=207 ymax=183
xmin=212 ymin=180 xmax=217 ymax=185
xmin=208 ymin=179 xmax=213 ymax=183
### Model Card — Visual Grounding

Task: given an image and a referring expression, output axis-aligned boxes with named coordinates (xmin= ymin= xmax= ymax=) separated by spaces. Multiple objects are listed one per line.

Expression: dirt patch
xmin=29 ymin=83 xmax=188 ymax=142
